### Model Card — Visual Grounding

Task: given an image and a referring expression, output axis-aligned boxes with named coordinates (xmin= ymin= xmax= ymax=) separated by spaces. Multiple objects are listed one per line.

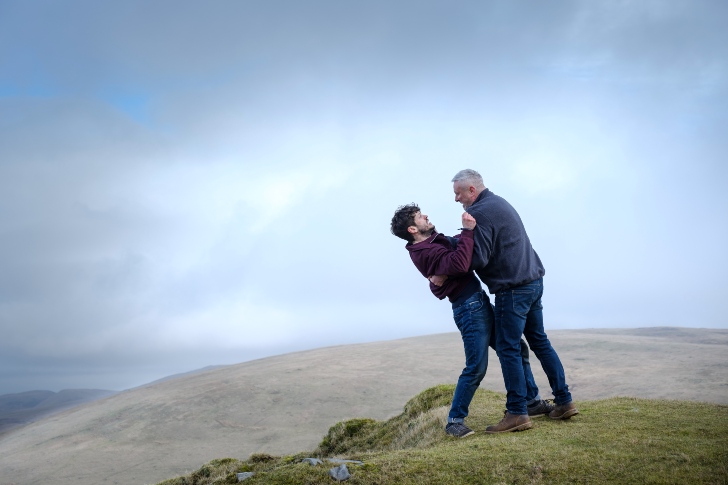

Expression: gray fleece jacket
xmin=467 ymin=189 xmax=545 ymax=294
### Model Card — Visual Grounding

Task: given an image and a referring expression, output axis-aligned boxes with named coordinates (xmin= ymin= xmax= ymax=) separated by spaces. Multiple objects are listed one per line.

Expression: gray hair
xmin=451 ymin=169 xmax=484 ymax=189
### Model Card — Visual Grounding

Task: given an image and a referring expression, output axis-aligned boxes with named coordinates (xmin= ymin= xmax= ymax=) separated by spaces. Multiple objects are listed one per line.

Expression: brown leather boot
xmin=549 ymin=402 xmax=579 ymax=420
xmin=485 ymin=411 xmax=533 ymax=433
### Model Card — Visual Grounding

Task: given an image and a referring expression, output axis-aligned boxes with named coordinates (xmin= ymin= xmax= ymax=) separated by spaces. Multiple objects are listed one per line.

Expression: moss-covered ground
xmin=157 ymin=385 xmax=728 ymax=484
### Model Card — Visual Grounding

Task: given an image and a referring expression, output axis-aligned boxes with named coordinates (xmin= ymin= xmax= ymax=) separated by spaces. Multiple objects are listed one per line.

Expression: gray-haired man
xmin=439 ymin=169 xmax=578 ymax=433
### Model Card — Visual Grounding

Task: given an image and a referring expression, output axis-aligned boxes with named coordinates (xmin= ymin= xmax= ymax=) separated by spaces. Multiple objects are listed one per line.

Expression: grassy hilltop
xmin=158 ymin=385 xmax=728 ymax=484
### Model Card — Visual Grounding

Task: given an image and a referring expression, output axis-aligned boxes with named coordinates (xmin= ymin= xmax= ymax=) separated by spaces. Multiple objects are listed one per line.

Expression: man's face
xmin=453 ymin=181 xmax=477 ymax=209
xmin=410 ymin=211 xmax=435 ymax=239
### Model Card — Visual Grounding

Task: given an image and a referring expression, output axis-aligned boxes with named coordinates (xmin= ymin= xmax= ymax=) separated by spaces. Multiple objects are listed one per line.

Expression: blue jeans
xmin=494 ymin=278 xmax=572 ymax=415
xmin=448 ymin=290 xmax=540 ymax=423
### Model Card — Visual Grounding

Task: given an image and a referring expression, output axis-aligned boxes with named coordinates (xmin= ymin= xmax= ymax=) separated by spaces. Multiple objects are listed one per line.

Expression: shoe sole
xmin=484 ymin=422 xmax=533 ymax=434
xmin=447 ymin=430 xmax=475 ymax=438
xmin=549 ymin=409 xmax=579 ymax=420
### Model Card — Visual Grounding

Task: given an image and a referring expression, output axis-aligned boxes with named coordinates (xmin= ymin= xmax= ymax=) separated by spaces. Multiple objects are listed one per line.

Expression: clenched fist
xmin=461 ymin=212 xmax=477 ymax=230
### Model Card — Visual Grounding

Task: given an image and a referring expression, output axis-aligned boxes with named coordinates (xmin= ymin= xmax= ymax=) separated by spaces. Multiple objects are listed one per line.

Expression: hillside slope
xmin=158 ymin=386 xmax=728 ymax=484
xmin=0 ymin=327 xmax=726 ymax=485
xmin=0 ymin=389 xmax=117 ymax=434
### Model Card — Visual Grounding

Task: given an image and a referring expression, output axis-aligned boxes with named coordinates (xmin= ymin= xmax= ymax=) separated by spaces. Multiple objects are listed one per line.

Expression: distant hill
xmin=145 ymin=365 xmax=228 ymax=386
xmin=0 ymin=389 xmax=117 ymax=434
xmin=0 ymin=365 xmax=225 ymax=436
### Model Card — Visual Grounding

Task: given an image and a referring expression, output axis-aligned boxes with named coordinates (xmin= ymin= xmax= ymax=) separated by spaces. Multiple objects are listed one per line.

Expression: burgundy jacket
xmin=405 ymin=229 xmax=479 ymax=303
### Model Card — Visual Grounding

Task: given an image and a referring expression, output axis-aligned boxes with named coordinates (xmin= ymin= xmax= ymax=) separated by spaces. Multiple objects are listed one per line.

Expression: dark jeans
xmin=449 ymin=290 xmax=539 ymax=423
xmin=494 ymin=278 xmax=572 ymax=415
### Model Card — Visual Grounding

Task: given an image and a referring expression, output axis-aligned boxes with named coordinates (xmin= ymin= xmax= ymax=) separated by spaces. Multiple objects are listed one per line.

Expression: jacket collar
xmin=405 ymin=231 xmax=440 ymax=250
xmin=473 ymin=188 xmax=490 ymax=205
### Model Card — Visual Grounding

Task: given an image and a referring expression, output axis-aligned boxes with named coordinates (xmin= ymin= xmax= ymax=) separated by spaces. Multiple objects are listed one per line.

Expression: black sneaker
xmin=445 ymin=422 xmax=475 ymax=438
xmin=527 ymin=399 xmax=555 ymax=418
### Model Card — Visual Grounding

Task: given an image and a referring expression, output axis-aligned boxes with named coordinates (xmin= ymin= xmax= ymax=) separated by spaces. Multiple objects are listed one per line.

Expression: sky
xmin=1 ymin=0 xmax=726 ymax=395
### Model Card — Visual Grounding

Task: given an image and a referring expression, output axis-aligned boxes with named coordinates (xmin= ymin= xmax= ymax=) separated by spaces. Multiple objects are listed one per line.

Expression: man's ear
xmin=407 ymin=226 xmax=417 ymax=235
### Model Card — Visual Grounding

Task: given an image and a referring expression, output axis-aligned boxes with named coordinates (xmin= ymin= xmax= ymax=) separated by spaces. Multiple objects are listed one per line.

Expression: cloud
xmin=0 ymin=0 xmax=726 ymax=394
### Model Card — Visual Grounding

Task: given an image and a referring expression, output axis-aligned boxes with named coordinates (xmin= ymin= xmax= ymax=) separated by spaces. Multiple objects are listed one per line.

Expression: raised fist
xmin=461 ymin=212 xmax=476 ymax=230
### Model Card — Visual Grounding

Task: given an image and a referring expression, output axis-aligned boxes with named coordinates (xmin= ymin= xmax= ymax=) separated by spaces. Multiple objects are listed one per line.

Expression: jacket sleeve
xmin=469 ymin=218 xmax=494 ymax=272
xmin=427 ymin=230 xmax=475 ymax=276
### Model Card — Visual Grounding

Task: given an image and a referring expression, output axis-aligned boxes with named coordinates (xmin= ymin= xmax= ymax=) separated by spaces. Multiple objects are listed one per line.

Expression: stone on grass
xmin=328 ymin=463 xmax=350 ymax=481
xmin=237 ymin=471 xmax=255 ymax=481
xmin=301 ymin=457 xmax=323 ymax=466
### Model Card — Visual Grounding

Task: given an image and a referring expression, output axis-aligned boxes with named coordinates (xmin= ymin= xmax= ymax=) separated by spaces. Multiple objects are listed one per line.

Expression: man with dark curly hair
xmin=390 ymin=204 xmax=547 ymax=438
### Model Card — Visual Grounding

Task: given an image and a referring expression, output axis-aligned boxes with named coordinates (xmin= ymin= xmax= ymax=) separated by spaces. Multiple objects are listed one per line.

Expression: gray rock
xmin=301 ymin=457 xmax=323 ymax=466
xmin=328 ymin=463 xmax=350 ymax=481
xmin=237 ymin=472 xmax=255 ymax=481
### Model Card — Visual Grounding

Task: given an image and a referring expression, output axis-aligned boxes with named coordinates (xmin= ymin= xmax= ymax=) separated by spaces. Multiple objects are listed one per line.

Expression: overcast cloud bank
xmin=1 ymin=1 xmax=726 ymax=394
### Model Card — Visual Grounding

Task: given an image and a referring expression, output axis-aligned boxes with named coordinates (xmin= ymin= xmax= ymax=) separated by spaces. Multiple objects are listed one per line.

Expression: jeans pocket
xmin=468 ymin=298 xmax=484 ymax=313
xmin=511 ymin=289 xmax=534 ymax=317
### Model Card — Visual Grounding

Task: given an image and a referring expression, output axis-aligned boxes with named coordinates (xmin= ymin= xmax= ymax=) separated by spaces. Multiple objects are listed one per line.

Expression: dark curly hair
xmin=390 ymin=203 xmax=420 ymax=242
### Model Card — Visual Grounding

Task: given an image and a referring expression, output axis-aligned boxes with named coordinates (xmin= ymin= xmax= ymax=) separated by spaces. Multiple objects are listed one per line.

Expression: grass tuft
xmin=248 ymin=453 xmax=276 ymax=463
xmin=156 ymin=457 xmax=248 ymax=485
xmin=316 ymin=384 xmax=459 ymax=456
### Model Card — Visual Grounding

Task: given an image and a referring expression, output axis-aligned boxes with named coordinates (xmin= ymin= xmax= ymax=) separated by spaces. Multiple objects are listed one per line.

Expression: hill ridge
xmin=0 ymin=328 xmax=726 ymax=485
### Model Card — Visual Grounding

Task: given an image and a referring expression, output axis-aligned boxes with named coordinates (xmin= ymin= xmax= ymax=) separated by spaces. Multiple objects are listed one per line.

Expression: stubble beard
xmin=419 ymin=225 xmax=436 ymax=237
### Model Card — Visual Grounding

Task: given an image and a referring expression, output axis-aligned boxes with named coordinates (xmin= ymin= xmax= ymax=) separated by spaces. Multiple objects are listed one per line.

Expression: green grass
xmin=157 ymin=385 xmax=728 ymax=484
